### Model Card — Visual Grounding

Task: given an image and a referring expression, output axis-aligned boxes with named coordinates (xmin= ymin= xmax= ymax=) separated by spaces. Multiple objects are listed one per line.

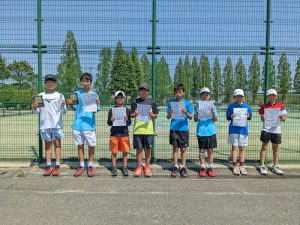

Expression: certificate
xmin=137 ymin=104 xmax=151 ymax=122
xmin=232 ymin=108 xmax=247 ymax=127
xmin=112 ymin=107 xmax=127 ymax=126
xmin=171 ymin=101 xmax=185 ymax=119
xmin=83 ymin=92 xmax=98 ymax=112
xmin=33 ymin=95 xmax=44 ymax=107
xmin=68 ymin=93 xmax=78 ymax=104
xmin=198 ymin=101 xmax=213 ymax=119
xmin=265 ymin=108 xmax=281 ymax=128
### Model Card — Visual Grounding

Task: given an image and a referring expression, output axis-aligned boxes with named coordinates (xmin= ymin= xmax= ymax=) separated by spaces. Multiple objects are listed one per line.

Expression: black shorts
xmin=197 ymin=135 xmax=217 ymax=150
xmin=169 ymin=130 xmax=189 ymax=149
xmin=260 ymin=131 xmax=282 ymax=144
xmin=133 ymin=134 xmax=154 ymax=150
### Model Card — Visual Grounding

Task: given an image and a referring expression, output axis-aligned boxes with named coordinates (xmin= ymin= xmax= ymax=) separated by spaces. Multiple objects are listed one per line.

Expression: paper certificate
xmin=137 ymin=104 xmax=151 ymax=122
xmin=112 ymin=107 xmax=127 ymax=126
xmin=232 ymin=108 xmax=247 ymax=127
xmin=265 ymin=108 xmax=281 ymax=128
xmin=83 ymin=92 xmax=98 ymax=112
xmin=171 ymin=101 xmax=185 ymax=119
xmin=198 ymin=101 xmax=213 ymax=119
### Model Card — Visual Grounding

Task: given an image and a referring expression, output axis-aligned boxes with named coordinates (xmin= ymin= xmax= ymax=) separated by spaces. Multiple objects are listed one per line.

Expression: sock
xmin=201 ymin=164 xmax=206 ymax=169
xmin=46 ymin=161 xmax=52 ymax=167
xmin=174 ymin=164 xmax=179 ymax=168
xmin=181 ymin=164 xmax=186 ymax=168
xmin=240 ymin=162 xmax=244 ymax=167
xmin=208 ymin=164 xmax=213 ymax=169
xmin=80 ymin=161 xmax=85 ymax=168
xmin=232 ymin=162 xmax=237 ymax=166
xmin=88 ymin=161 xmax=93 ymax=168
xmin=55 ymin=162 xmax=60 ymax=167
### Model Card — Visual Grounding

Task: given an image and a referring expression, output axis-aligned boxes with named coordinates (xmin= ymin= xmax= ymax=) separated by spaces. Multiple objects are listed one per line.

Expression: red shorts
xmin=109 ymin=136 xmax=130 ymax=154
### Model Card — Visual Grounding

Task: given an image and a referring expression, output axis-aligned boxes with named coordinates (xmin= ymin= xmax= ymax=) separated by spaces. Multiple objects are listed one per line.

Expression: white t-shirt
xmin=33 ymin=91 xmax=66 ymax=129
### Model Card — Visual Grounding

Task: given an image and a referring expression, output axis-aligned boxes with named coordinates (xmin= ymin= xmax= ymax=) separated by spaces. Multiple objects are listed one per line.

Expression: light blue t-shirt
xmin=72 ymin=89 xmax=101 ymax=131
xmin=166 ymin=98 xmax=193 ymax=131
xmin=194 ymin=102 xmax=218 ymax=137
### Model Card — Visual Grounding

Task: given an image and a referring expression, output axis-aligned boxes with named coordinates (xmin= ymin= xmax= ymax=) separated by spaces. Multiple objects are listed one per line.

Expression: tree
xmin=234 ymin=57 xmax=247 ymax=91
xmin=223 ymin=57 xmax=234 ymax=103
xmin=174 ymin=57 xmax=185 ymax=85
xmin=95 ymin=48 xmax=112 ymax=96
xmin=212 ymin=57 xmax=221 ymax=102
xmin=199 ymin=54 xmax=211 ymax=90
xmin=277 ymin=53 xmax=292 ymax=101
xmin=261 ymin=57 xmax=276 ymax=92
xmin=183 ymin=55 xmax=192 ymax=98
xmin=131 ymin=47 xmax=144 ymax=87
xmin=0 ymin=55 xmax=10 ymax=81
xmin=7 ymin=60 xmax=35 ymax=90
xmin=248 ymin=54 xmax=260 ymax=103
xmin=293 ymin=57 xmax=300 ymax=94
xmin=140 ymin=54 xmax=151 ymax=86
xmin=57 ymin=30 xmax=82 ymax=94
xmin=125 ymin=52 xmax=137 ymax=97
xmin=156 ymin=56 xmax=172 ymax=104
xmin=191 ymin=56 xmax=201 ymax=99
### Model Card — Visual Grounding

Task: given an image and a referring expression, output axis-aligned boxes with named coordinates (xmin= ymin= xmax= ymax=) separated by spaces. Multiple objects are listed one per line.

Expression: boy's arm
xmin=226 ymin=106 xmax=232 ymax=121
xmin=166 ymin=102 xmax=172 ymax=119
xmin=183 ymin=102 xmax=193 ymax=120
xmin=194 ymin=103 xmax=199 ymax=122
xmin=107 ymin=109 xmax=113 ymax=126
xmin=130 ymin=102 xmax=137 ymax=118
xmin=149 ymin=101 xmax=159 ymax=119
xmin=126 ymin=108 xmax=132 ymax=126
xmin=247 ymin=106 xmax=252 ymax=120
xmin=212 ymin=106 xmax=217 ymax=122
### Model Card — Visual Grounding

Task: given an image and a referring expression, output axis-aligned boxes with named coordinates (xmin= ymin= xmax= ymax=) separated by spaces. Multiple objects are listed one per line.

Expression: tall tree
xmin=95 ymin=48 xmax=112 ymax=96
xmin=156 ymin=56 xmax=172 ymax=104
xmin=174 ymin=57 xmax=185 ymax=85
xmin=199 ymin=54 xmax=211 ymax=90
xmin=125 ymin=52 xmax=137 ymax=97
xmin=261 ymin=57 xmax=276 ymax=92
xmin=223 ymin=57 xmax=234 ymax=103
xmin=0 ymin=55 xmax=10 ymax=81
xmin=277 ymin=53 xmax=292 ymax=101
xmin=131 ymin=47 xmax=144 ymax=87
xmin=248 ymin=54 xmax=260 ymax=103
xmin=212 ymin=57 xmax=221 ymax=102
xmin=234 ymin=57 xmax=247 ymax=91
xmin=191 ymin=56 xmax=201 ymax=99
xmin=294 ymin=57 xmax=300 ymax=94
xmin=57 ymin=30 xmax=82 ymax=93
xmin=183 ymin=55 xmax=192 ymax=98
xmin=140 ymin=54 xmax=151 ymax=86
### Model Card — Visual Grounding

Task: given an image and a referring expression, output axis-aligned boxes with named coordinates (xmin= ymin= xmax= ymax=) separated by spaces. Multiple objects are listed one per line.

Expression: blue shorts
xmin=40 ymin=128 xmax=64 ymax=141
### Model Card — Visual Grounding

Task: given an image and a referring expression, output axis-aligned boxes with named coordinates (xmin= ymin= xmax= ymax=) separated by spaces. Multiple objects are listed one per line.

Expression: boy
xmin=107 ymin=91 xmax=131 ymax=177
xmin=194 ymin=87 xmax=217 ymax=177
xmin=167 ymin=83 xmax=193 ymax=177
xmin=67 ymin=72 xmax=100 ymax=177
xmin=258 ymin=89 xmax=287 ymax=175
xmin=32 ymin=74 xmax=66 ymax=176
xmin=226 ymin=89 xmax=252 ymax=175
xmin=130 ymin=83 xmax=158 ymax=177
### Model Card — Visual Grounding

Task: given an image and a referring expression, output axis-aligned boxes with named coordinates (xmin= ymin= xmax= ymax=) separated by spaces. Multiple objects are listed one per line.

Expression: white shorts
xmin=73 ymin=130 xmax=96 ymax=147
xmin=228 ymin=134 xmax=248 ymax=147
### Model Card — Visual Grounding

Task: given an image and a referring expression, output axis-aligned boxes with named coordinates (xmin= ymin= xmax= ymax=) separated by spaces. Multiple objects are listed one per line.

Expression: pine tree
xmin=95 ymin=48 xmax=112 ymax=96
xmin=261 ymin=57 xmax=276 ymax=92
xmin=277 ymin=53 xmax=292 ymax=101
xmin=223 ymin=57 xmax=234 ymax=103
xmin=183 ymin=55 xmax=192 ymax=98
xmin=174 ymin=57 xmax=185 ymax=85
xmin=191 ymin=56 xmax=201 ymax=99
xmin=156 ymin=56 xmax=172 ymax=104
xmin=200 ymin=54 xmax=211 ymax=90
xmin=234 ymin=57 xmax=247 ymax=91
xmin=140 ymin=54 xmax=151 ymax=86
xmin=131 ymin=47 xmax=144 ymax=87
xmin=248 ymin=54 xmax=260 ymax=103
xmin=212 ymin=57 xmax=221 ymax=102
xmin=293 ymin=57 xmax=300 ymax=94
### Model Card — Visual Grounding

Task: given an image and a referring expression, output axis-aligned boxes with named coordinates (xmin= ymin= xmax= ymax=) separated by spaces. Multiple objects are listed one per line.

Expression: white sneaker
xmin=239 ymin=166 xmax=248 ymax=175
xmin=232 ymin=166 xmax=240 ymax=175
xmin=271 ymin=166 xmax=283 ymax=175
xmin=259 ymin=165 xmax=268 ymax=175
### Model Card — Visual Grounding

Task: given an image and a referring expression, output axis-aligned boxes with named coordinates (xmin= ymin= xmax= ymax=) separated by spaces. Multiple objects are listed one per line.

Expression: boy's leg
xmin=111 ymin=153 xmax=117 ymax=167
xmin=144 ymin=148 xmax=151 ymax=167
xmin=88 ymin=146 xmax=95 ymax=167
xmin=53 ymin=140 xmax=61 ymax=166
xmin=78 ymin=144 xmax=85 ymax=167
xmin=207 ymin=148 xmax=214 ymax=165
xmin=180 ymin=148 xmax=187 ymax=167
xmin=122 ymin=152 xmax=128 ymax=167
xmin=260 ymin=143 xmax=268 ymax=166
xmin=199 ymin=149 xmax=206 ymax=166
xmin=44 ymin=141 xmax=53 ymax=167
xmin=136 ymin=149 xmax=143 ymax=167
xmin=231 ymin=146 xmax=238 ymax=166
xmin=272 ymin=143 xmax=279 ymax=166
xmin=173 ymin=147 xmax=179 ymax=166
xmin=239 ymin=147 xmax=246 ymax=166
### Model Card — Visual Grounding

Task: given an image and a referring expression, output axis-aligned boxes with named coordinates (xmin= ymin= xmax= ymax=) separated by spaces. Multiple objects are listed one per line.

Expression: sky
xmin=0 ymin=0 xmax=300 ymax=82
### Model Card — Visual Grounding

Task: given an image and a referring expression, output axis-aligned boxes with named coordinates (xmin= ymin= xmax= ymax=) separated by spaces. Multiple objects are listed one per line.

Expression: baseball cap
xmin=200 ymin=87 xmax=211 ymax=94
xmin=114 ymin=90 xmax=126 ymax=98
xmin=233 ymin=89 xmax=244 ymax=97
xmin=138 ymin=82 xmax=150 ymax=91
xmin=266 ymin=89 xmax=277 ymax=96
xmin=44 ymin=74 xmax=57 ymax=82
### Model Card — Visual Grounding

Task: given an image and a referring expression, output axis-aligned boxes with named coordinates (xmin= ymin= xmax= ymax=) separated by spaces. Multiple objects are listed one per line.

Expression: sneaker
xmin=180 ymin=167 xmax=188 ymax=177
xmin=111 ymin=166 xmax=118 ymax=177
xmin=199 ymin=167 xmax=207 ymax=177
xmin=259 ymin=165 xmax=268 ymax=175
xmin=144 ymin=165 xmax=152 ymax=177
xmin=52 ymin=166 xmax=61 ymax=176
xmin=171 ymin=166 xmax=179 ymax=177
xmin=122 ymin=167 xmax=129 ymax=177
xmin=134 ymin=166 xmax=144 ymax=177
xmin=74 ymin=167 xmax=85 ymax=177
xmin=207 ymin=167 xmax=215 ymax=177
xmin=239 ymin=166 xmax=248 ymax=175
xmin=232 ymin=165 xmax=240 ymax=175
xmin=87 ymin=167 xmax=95 ymax=177
xmin=271 ymin=166 xmax=283 ymax=175
xmin=43 ymin=166 xmax=53 ymax=176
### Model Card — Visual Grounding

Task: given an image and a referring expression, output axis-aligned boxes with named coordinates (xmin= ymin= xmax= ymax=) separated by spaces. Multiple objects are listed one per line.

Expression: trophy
xmin=68 ymin=93 xmax=79 ymax=104
xmin=32 ymin=95 xmax=44 ymax=107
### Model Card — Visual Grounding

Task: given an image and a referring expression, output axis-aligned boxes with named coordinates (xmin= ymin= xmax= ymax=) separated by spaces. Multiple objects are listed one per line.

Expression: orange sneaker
xmin=144 ymin=165 xmax=152 ymax=177
xmin=52 ymin=166 xmax=61 ymax=176
xmin=134 ymin=166 xmax=144 ymax=177
xmin=43 ymin=166 xmax=53 ymax=176
xmin=87 ymin=167 xmax=95 ymax=177
xmin=74 ymin=167 xmax=85 ymax=177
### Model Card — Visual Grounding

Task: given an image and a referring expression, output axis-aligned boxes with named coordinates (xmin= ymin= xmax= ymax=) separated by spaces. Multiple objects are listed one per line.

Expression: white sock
xmin=201 ymin=164 xmax=206 ymax=169
xmin=88 ymin=161 xmax=93 ymax=168
xmin=56 ymin=162 xmax=60 ymax=167
xmin=208 ymin=164 xmax=213 ymax=169
xmin=46 ymin=162 xmax=52 ymax=167
xmin=174 ymin=164 xmax=179 ymax=168
xmin=80 ymin=161 xmax=85 ymax=168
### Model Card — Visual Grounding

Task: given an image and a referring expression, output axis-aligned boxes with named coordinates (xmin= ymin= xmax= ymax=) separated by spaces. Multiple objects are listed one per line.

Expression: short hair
xmin=174 ymin=83 xmax=185 ymax=93
xmin=80 ymin=72 xmax=92 ymax=82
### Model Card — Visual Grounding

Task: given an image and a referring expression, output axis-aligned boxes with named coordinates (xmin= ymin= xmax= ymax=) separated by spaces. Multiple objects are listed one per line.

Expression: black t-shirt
xmin=107 ymin=106 xmax=131 ymax=137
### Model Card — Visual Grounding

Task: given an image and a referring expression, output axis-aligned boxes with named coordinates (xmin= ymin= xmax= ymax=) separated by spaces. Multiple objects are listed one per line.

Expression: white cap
xmin=266 ymin=89 xmax=277 ymax=96
xmin=233 ymin=89 xmax=244 ymax=97
xmin=200 ymin=87 xmax=211 ymax=94
xmin=114 ymin=90 xmax=126 ymax=98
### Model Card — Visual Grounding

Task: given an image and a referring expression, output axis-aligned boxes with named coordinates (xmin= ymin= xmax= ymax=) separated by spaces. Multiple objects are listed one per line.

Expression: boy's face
xmin=115 ymin=95 xmax=125 ymax=105
xmin=81 ymin=78 xmax=92 ymax=89
xmin=200 ymin=92 xmax=210 ymax=101
xmin=174 ymin=89 xmax=184 ymax=100
xmin=44 ymin=80 xmax=57 ymax=90
xmin=267 ymin=94 xmax=277 ymax=103
xmin=139 ymin=88 xmax=149 ymax=99
xmin=234 ymin=95 xmax=244 ymax=104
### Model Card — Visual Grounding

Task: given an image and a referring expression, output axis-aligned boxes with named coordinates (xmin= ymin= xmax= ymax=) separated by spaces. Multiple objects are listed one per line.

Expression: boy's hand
xmin=32 ymin=102 xmax=39 ymax=110
xmin=66 ymin=99 xmax=72 ymax=105
xmin=279 ymin=114 xmax=285 ymax=121
xmin=131 ymin=111 xmax=138 ymax=118
xmin=182 ymin=108 xmax=188 ymax=114
xmin=124 ymin=115 xmax=128 ymax=121
xmin=211 ymin=108 xmax=215 ymax=114
xmin=96 ymin=99 xmax=100 ymax=104
xmin=167 ymin=109 xmax=173 ymax=117
xmin=245 ymin=113 xmax=250 ymax=119
xmin=197 ymin=109 xmax=201 ymax=114
xmin=111 ymin=115 xmax=116 ymax=121
xmin=149 ymin=111 xmax=157 ymax=119
xmin=194 ymin=116 xmax=199 ymax=122
xmin=231 ymin=114 xmax=236 ymax=119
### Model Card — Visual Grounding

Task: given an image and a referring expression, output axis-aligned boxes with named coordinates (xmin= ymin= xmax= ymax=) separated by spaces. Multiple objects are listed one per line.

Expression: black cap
xmin=138 ymin=82 xmax=150 ymax=91
xmin=44 ymin=74 xmax=57 ymax=82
